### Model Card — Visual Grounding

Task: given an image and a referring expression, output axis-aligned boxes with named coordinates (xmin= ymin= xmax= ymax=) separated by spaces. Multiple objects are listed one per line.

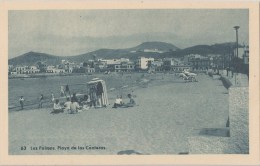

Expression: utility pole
xmin=233 ymin=26 xmax=240 ymax=85
xmin=234 ymin=26 xmax=240 ymax=62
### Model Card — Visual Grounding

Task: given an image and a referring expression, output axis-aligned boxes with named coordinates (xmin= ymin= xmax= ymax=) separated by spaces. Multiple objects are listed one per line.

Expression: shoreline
xmin=8 ymin=73 xmax=182 ymax=112
xmin=8 ymin=73 xmax=91 ymax=79
xmin=9 ymin=74 xmax=230 ymax=155
xmin=8 ymin=70 xmax=209 ymax=80
xmin=9 ymin=71 xmax=248 ymax=113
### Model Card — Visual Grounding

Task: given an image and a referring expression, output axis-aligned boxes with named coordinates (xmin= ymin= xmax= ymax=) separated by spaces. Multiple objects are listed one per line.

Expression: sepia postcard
xmin=0 ymin=0 xmax=259 ymax=165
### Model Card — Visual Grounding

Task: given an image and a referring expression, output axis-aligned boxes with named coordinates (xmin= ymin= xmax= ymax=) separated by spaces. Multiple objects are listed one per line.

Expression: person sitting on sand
xmin=112 ymin=95 xmax=123 ymax=108
xmin=79 ymin=95 xmax=88 ymax=105
xmin=80 ymin=95 xmax=90 ymax=111
xmin=70 ymin=98 xmax=81 ymax=114
xmin=126 ymin=94 xmax=136 ymax=107
xmin=52 ymin=99 xmax=63 ymax=114
xmin=63 ymin=97 xmax=71 ymax=113
xmin=71 ymin=93 xmax=78 ymax=103
xmin=121 ymin=94 xmax=136 ymax=108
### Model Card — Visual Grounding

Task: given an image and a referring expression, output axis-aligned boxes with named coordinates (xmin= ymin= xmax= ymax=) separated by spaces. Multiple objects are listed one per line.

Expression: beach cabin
xmin=87 ymin=78 xmax=109 ymax=107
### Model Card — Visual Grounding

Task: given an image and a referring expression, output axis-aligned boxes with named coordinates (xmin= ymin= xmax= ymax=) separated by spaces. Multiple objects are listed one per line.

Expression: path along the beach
xmin=9 ymin=74 xmax=229 ymax=155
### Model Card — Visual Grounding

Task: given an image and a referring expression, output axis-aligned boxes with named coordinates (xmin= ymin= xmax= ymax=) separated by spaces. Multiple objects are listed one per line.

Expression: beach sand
xmin=9 ymin=74 xmax=229 ymax=155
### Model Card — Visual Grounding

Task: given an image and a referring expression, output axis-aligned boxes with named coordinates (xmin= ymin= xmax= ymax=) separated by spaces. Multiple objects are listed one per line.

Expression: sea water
xmin=8 ymin=73 xmax=141 ymax=111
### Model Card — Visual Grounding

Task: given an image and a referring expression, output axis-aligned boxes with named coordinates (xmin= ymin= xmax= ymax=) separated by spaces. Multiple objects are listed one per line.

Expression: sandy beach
xmin=9 ymin=74 xmax=229 ymax=155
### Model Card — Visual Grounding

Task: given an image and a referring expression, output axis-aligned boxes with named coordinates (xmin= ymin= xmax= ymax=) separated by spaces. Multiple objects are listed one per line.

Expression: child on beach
xmin=38 ymin=94 xmax=44 ymax=108
xmin=51 ymin=94 xmax=55 ymax=102
xmin=51 ymin=99 xmax=63 ymax=114
xmin=19 ymin=96 xmax=24 ymax=110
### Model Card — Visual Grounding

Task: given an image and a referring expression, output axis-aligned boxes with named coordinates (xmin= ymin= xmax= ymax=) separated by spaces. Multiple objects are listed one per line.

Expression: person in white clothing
xmin=112 ymin=95 xmax=123 ymax=108
xmin=63 ymin=97 xmax=71 ymax=113
xmin=52 ymin=99 xmax=63 ymax=114
xmin=70 ymin=98 xmax=81 ymax=114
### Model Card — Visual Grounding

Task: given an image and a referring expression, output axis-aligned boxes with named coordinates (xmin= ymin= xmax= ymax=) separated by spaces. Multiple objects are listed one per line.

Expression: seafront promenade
xmin=189 ymin=72 xmax=249 ymax=154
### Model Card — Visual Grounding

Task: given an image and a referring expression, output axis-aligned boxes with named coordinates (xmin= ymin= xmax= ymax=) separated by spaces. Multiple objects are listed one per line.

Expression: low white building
xmin=15 ymin=66 xmax=27 ymax=74
xmin=46 ymin=66 xmax=62 ymax=73
xmin=143 ymin=48 xmax=164 ymax=53
xmin=10 ymin=71 xmax=17 ymax=75
xmin=54 ymin=69 xmax=65 ymax=73
xmin=114 ymin=62 xmax=135 ymax=72
xmin=15 ymin=66 xmax=40 ymax=74
xmin=137 ymin=57 xmax=154 ymax=70
xmin=104 ymin=59 xmax=121 ymax=65
xmin=47 ymin=68 xmax=66 ymax=73
xmin=86 ymin=67 xmax=95 ymax=73
xmin=24 ymin=66 xmax=40 ymax=74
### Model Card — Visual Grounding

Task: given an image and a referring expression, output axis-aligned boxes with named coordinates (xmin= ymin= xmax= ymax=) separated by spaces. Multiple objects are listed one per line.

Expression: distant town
xmin=8 ymin=45 xmax=249 ymax=78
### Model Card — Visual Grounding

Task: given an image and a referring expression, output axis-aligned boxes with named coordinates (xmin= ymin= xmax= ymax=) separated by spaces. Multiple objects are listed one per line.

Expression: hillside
xmin=9 ymin=42 xmax=238 ymax=66
xmin=179 ymin=42 xmax=238 ymax=56
xmin=160 ymin=42 xmax=238 ymax=58
xmin=8 ymin=52 xmax=62 ymax=66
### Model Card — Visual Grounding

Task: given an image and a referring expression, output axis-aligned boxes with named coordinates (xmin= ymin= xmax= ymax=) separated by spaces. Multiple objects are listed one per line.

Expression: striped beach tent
xmin=87 ymin=78 xmax=109 ymax=107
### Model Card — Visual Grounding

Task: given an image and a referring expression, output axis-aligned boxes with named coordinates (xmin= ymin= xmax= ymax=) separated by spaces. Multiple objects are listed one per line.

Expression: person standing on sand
xmin=51 ymin=94 xmax=55 ymax=102
xmin=38 ymin=94 xmax=44 ymax=108
xmin=19 ymin=96 xmax=24 ymax=110
xmin=89 ymin=85 xmax=97 ymax=108
xmin=60 ymin=86 xmax=65 ymax=97
xmin=96 ymin=82 xmax=104 ymax=107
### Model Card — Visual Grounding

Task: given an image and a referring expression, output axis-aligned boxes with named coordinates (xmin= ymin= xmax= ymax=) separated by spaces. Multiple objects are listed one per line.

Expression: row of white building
xmin=9 ymin=55 xmax=211 ymax=75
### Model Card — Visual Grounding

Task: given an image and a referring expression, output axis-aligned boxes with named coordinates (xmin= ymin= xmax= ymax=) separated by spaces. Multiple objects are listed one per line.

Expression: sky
xmin=8 ymin=9 xmax=249 ymax=58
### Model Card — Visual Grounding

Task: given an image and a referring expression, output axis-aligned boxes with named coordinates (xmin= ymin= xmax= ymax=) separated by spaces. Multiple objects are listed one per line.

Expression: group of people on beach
xmin=52 ymin=93 xmax=90 ymax=114
xmin=18 ymin=79 xmax=136 ymax=112
xmin=112 ymin=94 xmax=136 ymax=108
xmin=51 ymin=92 xmax=136 ymax=114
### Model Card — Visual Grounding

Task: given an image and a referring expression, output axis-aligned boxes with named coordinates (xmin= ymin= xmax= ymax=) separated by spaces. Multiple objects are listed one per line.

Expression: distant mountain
xmin=8 ymin=51 xmax=63 ymax=66
xmin=160 ymin=42 xmax=239 ymax=58
xmin=127 ymin=41 xmax=179 ymax=52
xmin=8 ymin=42 xmax=238 ymax=66
xmin=179 ymin=42 xmax=238 ymax=56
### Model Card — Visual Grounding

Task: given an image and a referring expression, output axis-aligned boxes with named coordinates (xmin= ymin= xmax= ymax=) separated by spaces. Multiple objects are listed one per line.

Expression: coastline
xmin=8 ymin=72 xmax=90 ymax=79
